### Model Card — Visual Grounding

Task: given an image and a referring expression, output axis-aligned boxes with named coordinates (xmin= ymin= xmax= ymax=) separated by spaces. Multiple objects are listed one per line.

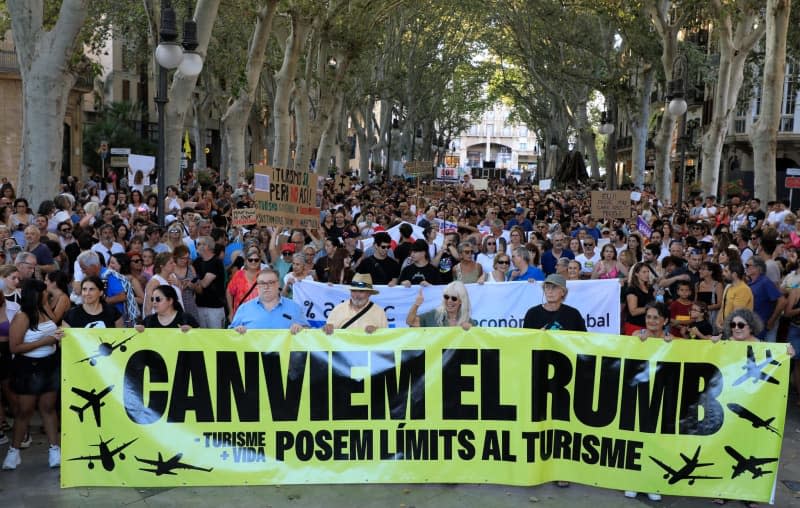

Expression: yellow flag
xmin=183 ymin=131 xmax=192 ymax=160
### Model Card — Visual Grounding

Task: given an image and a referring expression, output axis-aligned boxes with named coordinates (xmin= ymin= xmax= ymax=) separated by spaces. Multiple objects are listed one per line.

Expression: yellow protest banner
xmin=61 ymin=328 xmax=787 ymax=504
xmin=253 ymin=165 xmax=321 ymax=229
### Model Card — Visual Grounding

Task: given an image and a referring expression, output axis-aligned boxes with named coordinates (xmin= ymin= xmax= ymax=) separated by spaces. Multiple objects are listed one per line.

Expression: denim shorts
xmin=788 ymin=323 xmax=800 ymax=360
xmin=10 ymin=353 xmax=60 ymax=395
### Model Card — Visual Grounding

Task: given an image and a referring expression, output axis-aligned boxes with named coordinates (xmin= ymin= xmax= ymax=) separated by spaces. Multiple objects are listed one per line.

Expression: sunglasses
xmin=130 ymin=258 xmax=142 ymax=263
xmin=497 ymin=260 xmax=510 ymax=265
xmin=248 ymin=257 xmax=261 ymax=263
xmin=443 ymin=295 xmax=459 ymax=302
xmin=731 ymin=321 xmax=749 ymax=329
xmin=60 ymin=228 xmax=72 ymax=233
xmin=282 ymin=251 xmax=293 ymax=255
xmin=151 ymin=296 xmax=164 ymax=303
xmin=377 ymin=244 xmax=391 ymax=249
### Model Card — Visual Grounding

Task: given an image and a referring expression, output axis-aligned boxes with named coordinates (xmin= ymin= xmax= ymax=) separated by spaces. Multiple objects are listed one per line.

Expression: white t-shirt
xmin=575 ymin=251 xmax=601 ymax=273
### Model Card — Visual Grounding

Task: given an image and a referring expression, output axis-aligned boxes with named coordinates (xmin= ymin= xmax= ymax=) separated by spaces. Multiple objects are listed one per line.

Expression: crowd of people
xmin=0 ymin=170 xmax=794 ymax=505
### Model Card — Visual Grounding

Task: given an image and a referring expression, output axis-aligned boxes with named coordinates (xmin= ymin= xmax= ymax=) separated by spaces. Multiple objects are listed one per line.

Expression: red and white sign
xmin=436 ymin=167 xmax=458 ymax=180
xmin=786 ymin=176 xmax=800 ymax=189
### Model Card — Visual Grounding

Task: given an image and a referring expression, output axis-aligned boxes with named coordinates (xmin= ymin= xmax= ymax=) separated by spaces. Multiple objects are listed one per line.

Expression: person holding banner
xmin=478 ymin=253 xmax=510 ymax=283
xmin=323 ymin=273 xmax=387 ymax=334
xmin=510 ymin=247 xmax=545 ymax=282
xmin=230 ymin=269 xmax=308 ymax=334
xmin=406 ymin=282 xmax=474 ymax=330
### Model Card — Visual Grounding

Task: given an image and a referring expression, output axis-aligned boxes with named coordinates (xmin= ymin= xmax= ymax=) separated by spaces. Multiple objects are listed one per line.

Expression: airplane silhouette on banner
xmin=136 ymin=452 xmax=214 ymax=476
xmin=69 ymin=385 xmax=114 ymax=426
xmin=649 ymin=446 xmax=721 ymax=485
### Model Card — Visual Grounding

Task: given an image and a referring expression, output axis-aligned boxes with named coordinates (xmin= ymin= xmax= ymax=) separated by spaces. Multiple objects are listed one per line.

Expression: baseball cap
xmin=281 ymin=243 xmax=296 ymax=254
xmin=544 ymin=274 xmax=567 ymax=290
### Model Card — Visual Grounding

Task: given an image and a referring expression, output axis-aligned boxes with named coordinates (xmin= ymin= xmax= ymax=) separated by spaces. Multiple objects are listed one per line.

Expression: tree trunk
xmin=221 ymin=1 xmax=279 ymax=185
xmin=701 ymin=4 xmax=764 ymax=197
xmin=272 ymin=12 xmax=310 ymax=169
xmin=631 ymin=67 xmax=655 ymax=190
xmin=317 ymin=87 xmax=344 ymax=175
xmin=751 ymin=0 xmax=790 ymax=205
xmin=164 ymin=0 xmax=221 ymax=186
xmin=8 ymin=0 xmax=89 ymax=206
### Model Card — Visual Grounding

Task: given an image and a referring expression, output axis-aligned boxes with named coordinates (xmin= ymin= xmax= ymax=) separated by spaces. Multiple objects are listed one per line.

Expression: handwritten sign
xmin=254 ymin=165 xmax=320 ymax=229
xmin=405 ymin=161 xmax=434 ymax=177
xmin=231 ymin=208 xmax=257 ymax=227
xmin=591 ymin=191 xmax=632 ymax=219
xmin=436 ymin=167 xmax=458 ymax=180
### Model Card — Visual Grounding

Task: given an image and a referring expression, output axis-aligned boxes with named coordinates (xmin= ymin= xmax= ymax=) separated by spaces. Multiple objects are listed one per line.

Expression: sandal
xmin=711 ymin=500 xmax=726 ymax=506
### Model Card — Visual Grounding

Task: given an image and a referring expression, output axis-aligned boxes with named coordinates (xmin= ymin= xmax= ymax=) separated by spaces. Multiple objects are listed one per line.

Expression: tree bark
xmin=164 ymin=0 xmax=221 ymax=186
xmin=701 ymin=1 xmax=764 ymax=197
xmin=750 ymin=0 xmax=790 ymax=205
xmin=8 ymin=0 xmax=89 ymax=206
xmin=631 ymin=67 xmax=655 ymax=190
xmin=221 ymin=0 xmax=279 ymax=185
xmin=272 ymin=11 xmax=310 ymax=169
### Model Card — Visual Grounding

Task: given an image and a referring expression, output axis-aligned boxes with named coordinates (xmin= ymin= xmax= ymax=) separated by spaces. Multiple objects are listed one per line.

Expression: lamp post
xmin=154 ymin=0 xmax=203 ymax=226
xmin=667 ymin=53 xmax=689 ymax=206
xmin=598 ymin=111 xmax=615 ymax=188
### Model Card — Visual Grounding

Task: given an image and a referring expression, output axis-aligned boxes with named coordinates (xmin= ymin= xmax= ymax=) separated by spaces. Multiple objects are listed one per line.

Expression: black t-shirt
xmin=399 ymin=263 xmax=441 ymax=285
xmin=64 ymin=304 xmax=121 ymax=328
xmin=747 ymin=209 xmax=765 ymax=230
xmin=394 ymin=241 xmax=414 ymax=266
xmin=143 ymin=310 xmax=200 ymax=329
xmin=624 ymin=284 xmax=654 ymax=327
xmin=357 ymin=255 xmax=400 ymax=285
xmin=523 ymin=304 xmax=586 ymax=331
xmin=437 ymin=252 xmax=456 ymax=284
xmin=689 ymin=319 xmax=714 ymax=338
xmin=193 ymin=256 xmax=226 ymax=308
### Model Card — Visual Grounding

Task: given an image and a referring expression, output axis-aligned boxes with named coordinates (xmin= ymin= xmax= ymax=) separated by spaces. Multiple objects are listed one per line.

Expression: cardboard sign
xmin=539 ymin=179 xmax=552 ymax=191
xmin=231 ymin=208 xmax=257 ymax=227
xmin=591 ymin=191 xmax=631 ymax=219
xmin=254 ymin=165 xmax=321 ymax=229
xmin=472 ymin=178 xmax=489 ymax=191
xmin=405 ymin=161 xmax=434 ymax=177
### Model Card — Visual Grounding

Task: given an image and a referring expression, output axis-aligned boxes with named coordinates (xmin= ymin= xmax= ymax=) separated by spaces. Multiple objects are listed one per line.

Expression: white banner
xmin=292 ymin=279 xmax=619 ymax=333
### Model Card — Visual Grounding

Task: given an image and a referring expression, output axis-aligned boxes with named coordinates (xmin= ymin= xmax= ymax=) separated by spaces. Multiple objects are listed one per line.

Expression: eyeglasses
xmin=282 ymin=251 xmax=293 ymax=255
xmin=377 ymin=244 xmax=391 ymax=249
xmin=443 ymin=295 xmax=459 ymax=302
xmin=257 ymin=280 xmax=278 ymax=287
xmin=496 ymin=260 xmax=510 ymax=265
xmin=584 ymin=244 xmax=594 ymax=247
xmin=248 ymin=257 xmax=261 ymax=263
xmin=168 ymin=228 xmax=180 ymax=233
xmin=60 ymin=228 xmax=72 ymax=233
xmin=731 ymin=321 xmax=749 ymax=329
xmin=151 ymin=296 xmax=164 ymax=303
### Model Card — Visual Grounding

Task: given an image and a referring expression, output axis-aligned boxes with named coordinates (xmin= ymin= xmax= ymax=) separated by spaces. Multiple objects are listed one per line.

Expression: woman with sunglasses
xmin=453 ymin=242 xmax=482 ymax=284
xmin=63 ymin=276 xmax=122 ymax=328
xmin=227 ymin=246 xmax=264 ymax=320
xmin=406 ymin=281 xmax=474 ymax=330
xmin=136 ymin=285 xmax=198 ymax=332
xmin=478 ymin=254 xmax=510 ymax=283
xmin=9 ymin=198 xmax=30 ymax=248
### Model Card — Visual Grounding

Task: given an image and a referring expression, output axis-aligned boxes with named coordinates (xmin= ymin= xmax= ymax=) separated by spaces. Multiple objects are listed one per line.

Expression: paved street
xmin=2 ymin=402 xmax=800 ymax=507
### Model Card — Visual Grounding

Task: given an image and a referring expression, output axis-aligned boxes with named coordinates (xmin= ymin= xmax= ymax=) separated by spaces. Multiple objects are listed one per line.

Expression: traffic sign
xmin=786 ymin=176 xmax=800 ymax=189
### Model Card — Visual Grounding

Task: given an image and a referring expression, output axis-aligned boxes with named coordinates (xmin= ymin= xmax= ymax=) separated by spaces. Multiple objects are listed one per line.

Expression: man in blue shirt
xmin=541 ymin=231 xmax=574 ymax=275
xmin=746 ymin=257 xmax=783 ymax=341
xmin=230 ymin=268 xmax=309 ymax=333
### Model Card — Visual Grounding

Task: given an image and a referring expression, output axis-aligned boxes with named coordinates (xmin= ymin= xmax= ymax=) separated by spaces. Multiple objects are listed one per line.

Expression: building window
xmin=502 ymin=126 xmax=512 ymax=136
xmin=520 ymin=142 xmax=527 ymax=150
xmin=781 ymin=62 xmax=797 ymax=132
xmin=486 ymin=124 xmax=494 ymax=136
xmin=519 ymin=126 xmax=528 ymax=137
xmin=469 ymin=124 xmax=480 ymax=136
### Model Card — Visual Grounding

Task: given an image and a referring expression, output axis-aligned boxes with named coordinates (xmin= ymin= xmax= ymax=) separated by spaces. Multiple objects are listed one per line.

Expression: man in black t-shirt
xmin=522 ymin=274 xmax=586 ymax=331
xmin=193 ymin=235 xmax=226 ymax=328
xmin=357 ymin=232 xmax=400 ymax=285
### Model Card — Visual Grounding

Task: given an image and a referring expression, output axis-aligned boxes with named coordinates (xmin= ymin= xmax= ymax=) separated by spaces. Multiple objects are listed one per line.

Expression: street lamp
xmin=154 ymin=0 xmax=203 ymax=226
xmin=598 ymin=111 xmax=615 ymax=135
xmin=668 ymin=53 xmax=689 ymax=205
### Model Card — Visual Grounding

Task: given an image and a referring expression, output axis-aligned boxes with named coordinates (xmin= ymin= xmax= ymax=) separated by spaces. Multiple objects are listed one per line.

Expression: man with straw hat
xmin=323 ymin=273 xmax=388 ymax=334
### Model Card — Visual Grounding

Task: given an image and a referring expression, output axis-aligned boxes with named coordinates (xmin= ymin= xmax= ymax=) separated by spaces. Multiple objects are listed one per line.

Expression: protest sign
xmin=254 ymin=165 xmax=320 ymax=229
xmin=591 ymin=191 xmax=633 ymax=219
xmin=231 ymin=208 xmax=257 ymax=227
